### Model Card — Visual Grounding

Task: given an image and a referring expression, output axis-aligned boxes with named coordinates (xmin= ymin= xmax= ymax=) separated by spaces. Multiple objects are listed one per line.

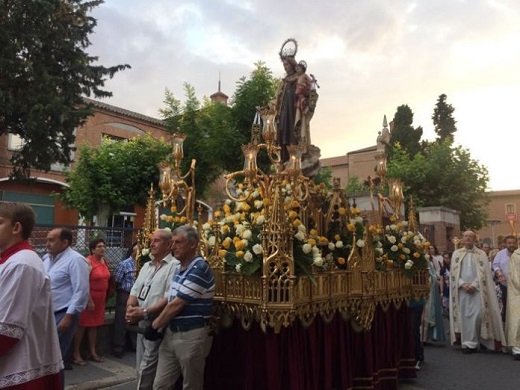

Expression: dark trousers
xmin=113 ymin=290 xmax=136 ymax=353
xmin=410 ymin=304 xmax=425 ymax=362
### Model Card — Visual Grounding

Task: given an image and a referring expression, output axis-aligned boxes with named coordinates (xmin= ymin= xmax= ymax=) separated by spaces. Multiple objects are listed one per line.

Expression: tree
xmin=59 ymin=135 xmax=171 ymax=223
xmin=389 ymin=105 xmax=423 ymax=157
xmin=0 ymin=0 xmax=130 ymax=178
xmin=230 ymin=61 xmax=278 ymax=173
xmin=432 ymin=93 xmax=457 ymax=142
xmin=387 ymin=142 xmax=489 ymax=230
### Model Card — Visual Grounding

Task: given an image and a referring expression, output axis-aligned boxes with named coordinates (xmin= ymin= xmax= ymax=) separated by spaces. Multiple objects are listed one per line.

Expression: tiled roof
xmin=82 ymin=97 xmax=166 ymax=127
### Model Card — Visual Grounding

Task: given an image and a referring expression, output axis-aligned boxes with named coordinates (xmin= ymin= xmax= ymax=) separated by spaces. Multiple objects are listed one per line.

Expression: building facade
xmin=0 ymin=98 xmax=168 ymax=227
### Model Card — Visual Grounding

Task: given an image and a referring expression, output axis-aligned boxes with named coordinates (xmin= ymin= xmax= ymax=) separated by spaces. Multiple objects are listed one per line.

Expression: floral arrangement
xmin=371 ymin=219 xmax=430 ymax=276
xmin=323 ymin=205 xmax=367 ymax=270
xmin=202 ymin=182 xmax=324 ymax=277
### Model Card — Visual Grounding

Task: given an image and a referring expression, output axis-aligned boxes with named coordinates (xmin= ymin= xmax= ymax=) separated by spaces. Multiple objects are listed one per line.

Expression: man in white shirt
xmin=125 ymin=229 xmax=178 ymax=389
xmin=43 ymin=227 xmax=90 ymax=380
xmin=493 ymin=234 xmax=518 ymax=322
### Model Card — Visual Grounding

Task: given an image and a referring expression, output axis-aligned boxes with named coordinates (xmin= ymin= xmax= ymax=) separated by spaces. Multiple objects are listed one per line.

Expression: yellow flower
xmin=288 ymin=210 xmax=298 ymax=220
xmin=389 ymin=215 xmax=396 ymax=222
xmin=292 ymin=219 xmax=302 ymax=227
xmin=236 ymin=250 xmax=245 ymax=258
xmin=347 ymin=223 xmax=355 ymax=232
xmin=234 ymin=240 xmax=245 ymax=250
xmin=263 ymin=198 xmax=270 ymax=206
xmin=221 ymin=225 xmax=230 ymax=234
xmin=223 ymin=204 xmax=231 ymax=213
xmin=218 ymin=249 xmax=227 ymax=258
xmin=291 ymin=200 xmax=300 ymax=208
xmin=310 ymin=229 xmax=318 ymax=236
xmin=413 ymin=252 xmax=421 ymax=258
xmin=319 ymin=236 xmax=329 ymax=244
xmin=337 ymin=257 xmax=346 ymax=265
xmin=397 ymin=243 xmax=404 ymax=249
xmin=166 ymin=216 xmax=175 ymax=223
xmin=222 ymin=239 xmax=231 ymax=249
xmin=386 ymin=260 xmax=394 ymax=266
xmin=307 ymin=238 xmax=316 ymax=246
xmin=170 ymin=206 xmax=177 ymax=213
xmin=214 ymin=211 xmax=222 ymax=218
xmin=338 ymin=207 xmax=346 ymax=216
xmin=180 ymin=216 xmax=187 ymax=224
xmin=351 ymin=207 xmax=360 ymax=215
xmin=242 ymin=203 xmax=251 ymax=211
xmin=399 ymin=254 xmax=406 ymax=260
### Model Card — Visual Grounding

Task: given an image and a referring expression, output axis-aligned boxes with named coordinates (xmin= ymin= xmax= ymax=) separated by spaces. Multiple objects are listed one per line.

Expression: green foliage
xmin=60 ymin=135 xmax=171 ymax=222
xmin=389 ymin=105 xmax=423 ymax=157
xmin=230 ymin=62 xmax=278 ymax=172
xmin=387 ymin=142 xmax=489 ymax=230
xmin=0 ymin=0 xmax=130 ymax=178
xmin=312 ymin=166 xmax=333 ymax=189
xmin=345 ymin=176 xmax=368 ymax=194
xmin=432 ymin=94 xmax=457 ymax=142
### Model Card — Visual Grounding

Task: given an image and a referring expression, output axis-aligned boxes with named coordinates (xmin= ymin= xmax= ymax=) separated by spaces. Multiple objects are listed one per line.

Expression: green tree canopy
xmin=0 ymin=0 xmax=129 ymax=178
xmin=387 ymin=142 xmax=489 ymax=230
xmin=432 ymin=93 xmax=457 ymax=142
xmin=389 ymin=105 xmax=423 ymax=157
xmin=60 ymin=135 xmax=171 ymax=222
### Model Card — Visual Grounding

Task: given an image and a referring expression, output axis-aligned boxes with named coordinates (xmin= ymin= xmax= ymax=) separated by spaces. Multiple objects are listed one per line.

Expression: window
xmin=7 ymin=133 xmax=24 ymax=151
xmin=50 ymin=128 xmax=77 ymax=171
xmin=505 ymin=203 xmax=516 ymax=221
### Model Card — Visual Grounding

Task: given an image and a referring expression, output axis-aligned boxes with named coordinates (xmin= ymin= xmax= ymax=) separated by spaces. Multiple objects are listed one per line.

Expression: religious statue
xmin=273 ymin=38 xmax=319 ymax=162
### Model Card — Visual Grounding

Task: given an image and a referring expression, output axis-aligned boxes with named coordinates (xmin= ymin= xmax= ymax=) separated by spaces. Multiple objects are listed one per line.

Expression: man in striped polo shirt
xmin=148 ymin=225 xmax=215 ymax=390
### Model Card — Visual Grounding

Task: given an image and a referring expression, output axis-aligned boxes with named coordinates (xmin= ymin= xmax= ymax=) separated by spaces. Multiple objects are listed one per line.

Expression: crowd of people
xmin=412 ymin=230 xmax=520 ymax=371
xmin=0 ymin=202 xmax=215 ymax=390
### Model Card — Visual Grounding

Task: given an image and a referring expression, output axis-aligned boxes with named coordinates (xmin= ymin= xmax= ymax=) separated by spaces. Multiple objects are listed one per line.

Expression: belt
xmin=169 ymin=321 xmax=209 ymax=333
xmin=54 ymin=307 xmax=68 ymax=315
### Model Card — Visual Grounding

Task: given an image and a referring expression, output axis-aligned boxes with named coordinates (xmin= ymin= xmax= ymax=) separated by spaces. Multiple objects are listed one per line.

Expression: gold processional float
xmin=136 ymin=42 xmax=430 ymax=334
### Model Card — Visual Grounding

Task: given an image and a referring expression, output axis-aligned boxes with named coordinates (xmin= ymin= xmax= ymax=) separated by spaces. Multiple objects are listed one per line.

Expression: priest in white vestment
xmin=506 ymin=249 xmax=520 ymax=360
xmin=449 ymin=230 xmax=505 ymax=353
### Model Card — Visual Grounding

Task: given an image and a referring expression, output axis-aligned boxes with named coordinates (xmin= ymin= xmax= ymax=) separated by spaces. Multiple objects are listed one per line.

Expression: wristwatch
xmin=143 ymin=308 xmax=149 ymax=320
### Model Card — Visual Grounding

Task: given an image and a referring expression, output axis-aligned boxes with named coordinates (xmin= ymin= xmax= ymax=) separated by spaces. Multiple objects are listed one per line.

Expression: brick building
xmin=0 ymin=98 xmax=168 ymax=228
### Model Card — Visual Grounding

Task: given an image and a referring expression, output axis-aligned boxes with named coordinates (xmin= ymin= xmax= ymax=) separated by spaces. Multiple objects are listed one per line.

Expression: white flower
xmin=236 ymin=188 xmax=243 ymax=195
xmin=403 ymin=247 xmax=410 ymax=254
xmin=243 ymin=251 xmax=253 ymax=262
xmin=141 ymin=248 xmax=150 ymax=256
xmin=302 ymin=243 xmax=312 ymax=254
xmin=203 ymin=222 xmax=211 ymax=230
xmin=390 ymin=224 xmax=397 ymax=231
xmin=252 ymin=190 xmax=259 ymax=198
xmin=354 ymin=216 xmax=363 ymax=223
xmin=402 ymin=221 xmax=408 ymax=227
xmin=387 ymin=235 xmax=397 ymax=244
xmin=254 ymin=200 xmax=263 ymax=209
xmin=425 ymin=254 xmax=430 ymax=260
xmin=159 ymin=214 xmax=167 ymax=221
xmin=284 ymin=196 xmax=292 ymax=205
xmin=391 ymin=245 xmax=398 ymax=252
xmin=225 ymin=199 xmax=232 ymax=205
xmin=242 ymin=229 xmax=252 ymax=240
xmin=252 ymin=243 xmax=263 ymax=255
xmin=294 ymin=231 xmax=305 ymax=241
xmin=356 ymin=239 xmax=365 ymax=248
xmin=163 ymin=227 xmax=171 ymax=232
xmin=405 ymin=260 xmax=414 ymax=270
xmin=235 ymin=224 xmax=245 ymax=236
xmin=375 ymin=247 xmax=383 ymax=255
xmin=401 ymin=237 xmax=407 ymax=244
xmin=298 ymin=224 xmax=306 ymax=233
xmin=312 ymin=246 xmax=320 ymax=255
xmin=328 ymin=242 xmax=335 ymax=251
xmin=235 ymin=264 xmax=242 ymax=272
xmin=326 ymin=253 xmax=334 ymax=261
xmin=208 ymin=236 xmax=216 ymax=246
xmin=313 ymin=256 xmax=324 ymax=267
xmin=385 ymin=225 xmax=391 ymax=231
xmin=335 ymin=240 xmax=344 ymax=249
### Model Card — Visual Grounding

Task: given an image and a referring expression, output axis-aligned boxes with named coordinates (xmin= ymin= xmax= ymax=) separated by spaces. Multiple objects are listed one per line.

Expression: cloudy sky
xmin=88 ymin=0 xmax=520 ymax=191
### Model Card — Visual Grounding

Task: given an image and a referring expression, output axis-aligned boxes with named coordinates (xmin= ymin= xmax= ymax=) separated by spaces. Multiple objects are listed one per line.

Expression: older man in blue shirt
xmin=43 ymin=227 xmax=89 ymax=379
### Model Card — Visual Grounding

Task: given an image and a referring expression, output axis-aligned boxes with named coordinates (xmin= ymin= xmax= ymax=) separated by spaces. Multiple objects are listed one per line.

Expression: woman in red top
xmin=72 ymin=238 xmax=111 ymax=364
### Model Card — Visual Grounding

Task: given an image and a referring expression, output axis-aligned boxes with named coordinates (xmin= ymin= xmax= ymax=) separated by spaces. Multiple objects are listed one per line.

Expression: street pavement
xmin=65 ymin=336 xmax=520 ymax=389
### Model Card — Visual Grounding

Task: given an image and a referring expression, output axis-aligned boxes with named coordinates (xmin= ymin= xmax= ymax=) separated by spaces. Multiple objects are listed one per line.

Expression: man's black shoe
xmin=64 ymin=361 xmax=73 ymax=370
xmin=462 ymin=348 xmax=477 ymax=354
xmin=513 ymin=354 xmax=520 ymax=361
xmin=112 ymin=350 xmax=124 ymax=359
